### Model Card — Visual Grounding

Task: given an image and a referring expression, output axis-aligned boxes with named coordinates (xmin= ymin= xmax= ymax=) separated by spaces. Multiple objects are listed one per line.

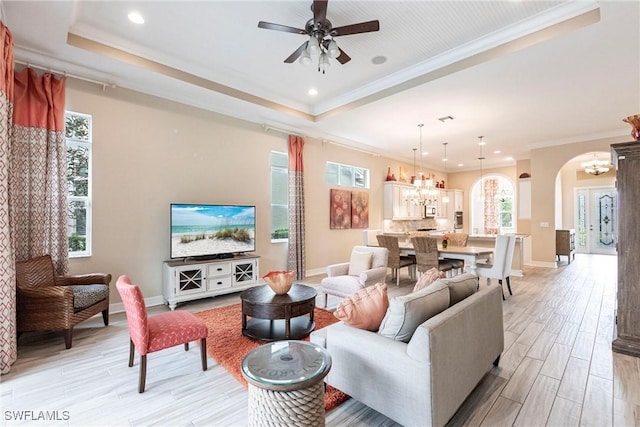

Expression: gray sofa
xmin=311 ymin=274 xmax=504 ymax=427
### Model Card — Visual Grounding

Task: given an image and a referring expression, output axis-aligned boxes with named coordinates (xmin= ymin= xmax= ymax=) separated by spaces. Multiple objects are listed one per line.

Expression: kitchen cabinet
xmin=518 ymin=178 xmax=531 ymax=219
xmin=453 ymin=190 xmax=464 ymax=212
xmin=384 ymin=182 xmax=423 ymax=219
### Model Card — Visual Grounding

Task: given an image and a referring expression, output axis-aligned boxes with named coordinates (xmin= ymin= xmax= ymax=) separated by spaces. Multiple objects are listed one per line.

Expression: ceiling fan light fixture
xmin=299 ymin=49 xmax=312 ymax=65
xmin=319 ymin=52 xmax=330 ymax=73
xmin=327 ymin=39 xmax=340 ymax=58
xmin=307 ymin=35 xmax=320 ymax=55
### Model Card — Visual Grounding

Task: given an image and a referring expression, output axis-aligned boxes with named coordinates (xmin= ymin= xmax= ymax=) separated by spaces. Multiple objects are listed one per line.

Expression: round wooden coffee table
xmin=241 ymin=284 xmax=317 ymax=341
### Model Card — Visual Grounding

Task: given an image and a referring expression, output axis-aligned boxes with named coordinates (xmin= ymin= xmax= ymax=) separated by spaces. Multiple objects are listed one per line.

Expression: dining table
xmin=398 ymin=239 xmax=494 ymax=276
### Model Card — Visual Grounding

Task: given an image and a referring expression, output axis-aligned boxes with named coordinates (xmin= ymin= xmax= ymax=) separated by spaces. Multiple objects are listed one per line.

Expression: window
xmin=470 ymin=175 xmax=515 ymax=235
xmin=271 ymin=151 xmax=288 ymax=240
xmin=66 ymin=111 xmax=92 ymax=257
xmin=326 ymin=161 xmax=369 ymax=188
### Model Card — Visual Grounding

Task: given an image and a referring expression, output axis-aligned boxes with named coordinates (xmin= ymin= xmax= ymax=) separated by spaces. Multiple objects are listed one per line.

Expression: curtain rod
xmin=262 ymin=124 xmax=380 ymax=157
xmin=15 ymin=60 xmax=117 ymax=91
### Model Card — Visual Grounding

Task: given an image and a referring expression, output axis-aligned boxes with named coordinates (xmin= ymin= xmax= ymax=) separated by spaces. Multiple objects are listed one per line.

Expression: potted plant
xmin=441 ymin=234 xmax=451 ymax=248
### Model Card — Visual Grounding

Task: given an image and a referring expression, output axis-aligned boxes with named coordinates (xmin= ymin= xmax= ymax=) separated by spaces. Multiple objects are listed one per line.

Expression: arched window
xmin=470 ymin=175 xmax=515 ymax=235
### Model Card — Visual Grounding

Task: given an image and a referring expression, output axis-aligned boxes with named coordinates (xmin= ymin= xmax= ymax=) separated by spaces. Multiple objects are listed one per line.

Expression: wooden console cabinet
xmin=163 ymin=255 xmax=259 ymax=310
xmin=611 ymin=142 xmax=640 ymax=357
xmin=555 ymin=229 xmax=575 ymax=264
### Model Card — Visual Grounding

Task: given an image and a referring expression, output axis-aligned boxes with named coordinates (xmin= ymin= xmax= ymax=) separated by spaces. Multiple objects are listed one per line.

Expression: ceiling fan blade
xmin=331 ymin=20 xmax=380 ymax=37
xmin=284 ymin=41 xmax=309 ymax=63
xmin=313 ymin=0 xmax=328 ymax=25
xmin=258 ymin=21 xmax=307 ymax=35
xmin=336 ymin=48 xmax=351 ymax=64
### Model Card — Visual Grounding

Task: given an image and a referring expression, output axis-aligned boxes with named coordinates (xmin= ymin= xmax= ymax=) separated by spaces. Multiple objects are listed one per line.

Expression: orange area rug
xmin=193 ymin=303 xmax=350 ymax=411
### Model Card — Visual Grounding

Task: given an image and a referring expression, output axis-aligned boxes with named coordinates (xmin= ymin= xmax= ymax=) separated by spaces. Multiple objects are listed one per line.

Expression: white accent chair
xmin=476 ymin=234 xmax=516 ymax=299
xmin=320 ymin=246 xmax=389 ymax=308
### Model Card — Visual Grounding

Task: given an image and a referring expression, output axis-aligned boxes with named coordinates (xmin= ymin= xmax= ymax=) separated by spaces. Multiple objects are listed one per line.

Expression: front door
xmin=575 ymin=187 xmax=617 ymax=255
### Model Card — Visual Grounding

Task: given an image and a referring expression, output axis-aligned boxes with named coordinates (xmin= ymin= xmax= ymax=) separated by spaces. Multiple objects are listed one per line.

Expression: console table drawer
xmin=208 ymin=263 xmax=232 ymax=277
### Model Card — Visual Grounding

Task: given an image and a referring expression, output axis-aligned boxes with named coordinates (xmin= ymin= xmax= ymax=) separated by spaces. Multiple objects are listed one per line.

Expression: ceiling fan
xmin=258 ymin=0 xmax=380 ymax=73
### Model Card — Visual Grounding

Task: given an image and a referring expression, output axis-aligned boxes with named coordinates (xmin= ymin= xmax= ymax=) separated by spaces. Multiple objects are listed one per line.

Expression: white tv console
xmin=162 ymin=254 xmax=260 ymax=310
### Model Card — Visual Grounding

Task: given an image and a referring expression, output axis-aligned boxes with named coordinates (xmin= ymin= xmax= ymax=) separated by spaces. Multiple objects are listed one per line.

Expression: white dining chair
xmin=476 ymin=235 xmax=515 ymax=299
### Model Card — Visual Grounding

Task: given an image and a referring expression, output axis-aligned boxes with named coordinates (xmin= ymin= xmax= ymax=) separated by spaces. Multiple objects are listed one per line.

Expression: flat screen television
xmin=170 ymin=203 xmax=256 ymax=259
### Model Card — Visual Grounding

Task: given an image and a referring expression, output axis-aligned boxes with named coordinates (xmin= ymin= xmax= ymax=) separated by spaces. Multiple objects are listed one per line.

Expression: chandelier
xmin=407 ymin=124 xmax=438 ymax=206
xmin=582 ymin=153 xmax=610 ymax=175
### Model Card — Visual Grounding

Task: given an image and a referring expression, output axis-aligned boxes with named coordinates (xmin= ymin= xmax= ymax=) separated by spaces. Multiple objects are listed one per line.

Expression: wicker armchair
xmin=16 ymin=255 xmax=112 ymax=349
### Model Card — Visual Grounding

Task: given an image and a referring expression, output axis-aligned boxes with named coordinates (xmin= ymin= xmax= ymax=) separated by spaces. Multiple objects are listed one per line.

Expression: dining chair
xmin=116 ymin=275 xmax=209 ymax=393
xmin=376 ymin=235 xmax=416 ymax=286
xmin=443 ymin=233 xmax=469 ymax=274
xmin=410 ymin=236 xmax=453 ymax=278
xmin=476 ymin=235 xmax=515 ymax=299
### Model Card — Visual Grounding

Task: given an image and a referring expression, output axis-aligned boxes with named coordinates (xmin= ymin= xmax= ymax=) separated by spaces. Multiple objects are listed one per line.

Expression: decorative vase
xmin=263 ymin=270 xmax=295 ymax=295
xmin=442 ymin=240 xmax=448 ymax=249
xmin=623 ymin=114 xmax=640 ymax=141
xmin=385 ymin=167 xmax=394 ymax=181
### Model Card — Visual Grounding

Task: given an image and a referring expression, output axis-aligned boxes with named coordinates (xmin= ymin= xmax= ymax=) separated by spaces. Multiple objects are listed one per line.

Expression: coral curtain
xmin=0 ymin=21 xmax=16 ymax=374
xmin=483 ymin=178 xmax=500 ymax=235
xmin=10 ymin=67 xmax=68 ymax=273
xmin=287 ymin=135 xmax=305 ymax=280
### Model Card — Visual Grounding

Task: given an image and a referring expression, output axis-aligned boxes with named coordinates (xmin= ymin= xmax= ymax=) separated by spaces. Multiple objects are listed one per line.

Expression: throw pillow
xmin=413 ymin=267 xmax=446 ymax=293
xmin=334 ymin=283 xmax=389 ymax=331
xmin=348 ymin=250 xmax=373 ymax=276
xmin=441 ymin=273 xmax=479 ymax=306
xmin=378 ymin=281 xmax=450 ymax=342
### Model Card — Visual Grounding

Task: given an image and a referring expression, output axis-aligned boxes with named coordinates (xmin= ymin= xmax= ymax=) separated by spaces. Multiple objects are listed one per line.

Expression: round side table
xmin=241 ymin=340 xmax=332 ymax=426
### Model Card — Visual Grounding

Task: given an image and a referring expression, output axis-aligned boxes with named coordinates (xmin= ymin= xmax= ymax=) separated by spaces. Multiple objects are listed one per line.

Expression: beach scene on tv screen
xmin=171 ymin=205 xmax=255 ymax=258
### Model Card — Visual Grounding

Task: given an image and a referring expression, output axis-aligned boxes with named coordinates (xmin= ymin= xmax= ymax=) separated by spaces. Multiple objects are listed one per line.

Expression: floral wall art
xmin=330 ymin=189 xmax=351 ymax=229
xmin=351 ymin=191 xmax=369 ymax=229
xmin=329 ymin=189 xmax=369 ymax=229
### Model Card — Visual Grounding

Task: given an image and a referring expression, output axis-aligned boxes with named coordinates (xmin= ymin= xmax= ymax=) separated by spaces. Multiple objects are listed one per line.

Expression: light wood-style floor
xmin=3 ymin=254 xmax=640 ymax=426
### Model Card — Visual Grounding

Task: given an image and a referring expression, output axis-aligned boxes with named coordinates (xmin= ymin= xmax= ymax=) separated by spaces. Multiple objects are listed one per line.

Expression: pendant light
xmin=477 ymin=136 xmax=485 ymax=200
xmin=441 ymin=142 xmax=449 ymax=203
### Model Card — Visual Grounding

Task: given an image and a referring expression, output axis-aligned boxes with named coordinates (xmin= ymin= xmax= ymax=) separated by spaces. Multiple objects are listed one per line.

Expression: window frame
xmin=470 ymin=174 xmax=516 ymax=235
xmin=66 ymin=111 xmax=92 ymax=258
xmin=270 ymin=151 xmax=289 ymax=242
xmin=326 ymin=161 xmax=370 ymax=189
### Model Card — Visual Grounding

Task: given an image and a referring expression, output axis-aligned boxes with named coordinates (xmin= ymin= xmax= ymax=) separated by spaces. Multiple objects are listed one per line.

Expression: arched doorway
xmin=557 ymin=151 xmax=616 ymax=255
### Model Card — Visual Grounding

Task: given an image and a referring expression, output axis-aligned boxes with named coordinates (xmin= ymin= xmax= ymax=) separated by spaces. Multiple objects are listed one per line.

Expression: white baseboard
xmin=527 ymin=260 xmax=558 ymax=269
xmin=305 ymin=267 xmax=326 ymax=277
xmin=109 ymin=295 xmax=166 ymax=315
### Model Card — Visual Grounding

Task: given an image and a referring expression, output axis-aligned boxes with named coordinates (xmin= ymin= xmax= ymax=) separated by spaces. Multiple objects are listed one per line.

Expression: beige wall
xmin=65 ymin=78 xmax=629 ymax=302
xmin=65 ymin=79 xmax=430 ymax=303
xmin=530 ymin=136 xmax=627 ymax=266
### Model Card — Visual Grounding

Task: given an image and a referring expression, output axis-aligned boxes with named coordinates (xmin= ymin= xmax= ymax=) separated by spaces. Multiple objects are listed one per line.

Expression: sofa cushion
xmin=439 ymin=273 xmax=479 ymax=306
xmin=348 ymin=250 xmax=373 ymax=276
xmin=334 ymin=283 xmax=389 ymax=331
xmin=378 ymin=281 xmax=450 ymax=342
xmin=413 ymin=267 xmax=446 ymax=293
xmin=71 ymin=284 xmax=109 ymax=310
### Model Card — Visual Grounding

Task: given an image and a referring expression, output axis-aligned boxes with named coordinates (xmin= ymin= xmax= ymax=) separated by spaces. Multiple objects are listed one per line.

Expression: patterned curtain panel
xmin=0 ymin=21 xmax=16 ymax=374
xmin=287 ymin=135 xmax=305 ymax=280
xmin=483 ymin=178 xmax=500 ymax=235
xmin=10 ymin=68 xmax=68 ymax=274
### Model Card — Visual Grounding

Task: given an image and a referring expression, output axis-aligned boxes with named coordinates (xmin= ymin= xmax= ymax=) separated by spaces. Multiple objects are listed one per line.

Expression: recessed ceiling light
xmin=371 ymin=55 xmax=387 ymax=65
xmin=422 ymin=151 xmax=429 ymax=156
xmin=457 ymin=163 xmax=464 ymax=167
xmin=506 ymin=156 xmax=514 ymax=161
xmin=308 ymin=88 xmax=318 ymax=96
xmin=493 ymin=150 xmax=501 ymax=154
xmin=128 ymin=11 xmax=145 ymax=24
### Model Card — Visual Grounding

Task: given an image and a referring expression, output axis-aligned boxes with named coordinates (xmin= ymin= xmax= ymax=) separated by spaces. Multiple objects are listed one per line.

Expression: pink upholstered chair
xmin=116 ymin=275 xmax=209 ymax=393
